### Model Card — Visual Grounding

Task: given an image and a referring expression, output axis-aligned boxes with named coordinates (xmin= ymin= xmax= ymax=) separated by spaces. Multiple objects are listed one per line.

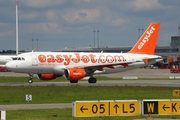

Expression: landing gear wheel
xmin=28 ymin=73 xmax=33 ymax=84
xmin=70 ymin=80 xmax=78 ymax=83
xmin=88 ymin=77 xmax=97 ymax=83
xmin=28 ymin=79 xmax=33 ymax=84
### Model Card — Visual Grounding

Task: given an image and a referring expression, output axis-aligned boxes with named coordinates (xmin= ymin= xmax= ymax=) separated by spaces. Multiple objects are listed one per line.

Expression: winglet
xmin=128 ymin=22 xmax=160 ymax=55
xmin=143 ymin=58 xmax=149 ymax=64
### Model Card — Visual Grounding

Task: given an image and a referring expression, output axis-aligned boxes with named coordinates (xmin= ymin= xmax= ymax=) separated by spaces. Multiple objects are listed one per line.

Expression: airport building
xmin=59 ymin=36 xmax=180 ymax=69
xmin=60 ymin=36 xmax=180 ymax=54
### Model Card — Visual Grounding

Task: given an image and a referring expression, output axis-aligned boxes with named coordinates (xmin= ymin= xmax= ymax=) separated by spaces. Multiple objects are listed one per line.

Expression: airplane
xmin=6 ymin=22 xmax=162 ymax=83
xmin=0 ymin=55 xmax=16 ymax=67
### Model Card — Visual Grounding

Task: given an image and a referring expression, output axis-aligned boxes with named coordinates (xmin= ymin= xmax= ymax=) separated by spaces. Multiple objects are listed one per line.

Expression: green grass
xmin=1 ymin=77 xmax=180 ymax=119
xmin=0 ymin=85 xmax=179 ymax=104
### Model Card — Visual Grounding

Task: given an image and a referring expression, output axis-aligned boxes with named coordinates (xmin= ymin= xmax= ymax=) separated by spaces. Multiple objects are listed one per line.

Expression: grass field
xmin=0 ymin=85 xmax=179 ymax=104
xmin=1 ymin=76 xmax=180 ymax=119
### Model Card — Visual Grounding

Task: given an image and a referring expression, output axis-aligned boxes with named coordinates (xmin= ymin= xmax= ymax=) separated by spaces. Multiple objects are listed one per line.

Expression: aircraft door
xmin=32 ymin=54 xmax=38 ymax=66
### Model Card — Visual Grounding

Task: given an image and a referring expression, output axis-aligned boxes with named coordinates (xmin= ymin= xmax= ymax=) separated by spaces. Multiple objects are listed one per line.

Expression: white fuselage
xmin=5 ymin=52 xmax=162 ymax=75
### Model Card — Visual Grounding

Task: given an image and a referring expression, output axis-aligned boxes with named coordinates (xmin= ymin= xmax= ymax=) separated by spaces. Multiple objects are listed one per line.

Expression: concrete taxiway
xmin=0 ymin=80 xmax=180 ymax=87
xmin=0 ymin=68 xmax=179 ymax=78
xmin=0 ymin=68 xmax=180 ymax=87
xmin=0 ymin=103 xmax=72 ymax=110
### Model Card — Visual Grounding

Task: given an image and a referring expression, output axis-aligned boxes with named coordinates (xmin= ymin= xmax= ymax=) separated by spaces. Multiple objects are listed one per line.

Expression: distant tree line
xmin=0 ymin=50 xmax=27 ymax=55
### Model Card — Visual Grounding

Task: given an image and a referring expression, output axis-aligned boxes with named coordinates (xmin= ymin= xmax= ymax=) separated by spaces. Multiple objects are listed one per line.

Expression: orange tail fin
xmin=128 ymin=22 xmax=160 ymax=55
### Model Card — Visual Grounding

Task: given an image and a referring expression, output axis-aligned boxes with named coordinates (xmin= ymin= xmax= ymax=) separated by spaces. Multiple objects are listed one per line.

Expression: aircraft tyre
xmin=28 ymin=79 xmax=33 ymax=84
xmin=70 ymin=80 xmax=78 ymax=83
xmin=88 ymin=78 xmax=97 ymax=83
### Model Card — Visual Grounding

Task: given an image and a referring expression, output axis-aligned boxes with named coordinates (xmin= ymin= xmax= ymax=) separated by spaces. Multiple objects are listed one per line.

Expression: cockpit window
xmin=12 ymin=57 xmax=25 ymax=61
xmin=12 ymin=57 xmax=17 ymax=60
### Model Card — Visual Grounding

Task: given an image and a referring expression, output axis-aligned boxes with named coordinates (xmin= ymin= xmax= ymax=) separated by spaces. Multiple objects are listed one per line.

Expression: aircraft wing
xmin=64 ymin=55 xmax=162 ymax=74
xmin=66 ymin=60 xmax=134 ymax=69
xmin=143 ymin=55 xmax=162 ymax=64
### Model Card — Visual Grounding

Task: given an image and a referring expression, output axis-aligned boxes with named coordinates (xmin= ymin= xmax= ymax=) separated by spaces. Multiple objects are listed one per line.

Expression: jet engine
xmin=64 ymin=68 xmax=85 ymax=80
xmin=37 ymin=74 xmax=59 ymax=80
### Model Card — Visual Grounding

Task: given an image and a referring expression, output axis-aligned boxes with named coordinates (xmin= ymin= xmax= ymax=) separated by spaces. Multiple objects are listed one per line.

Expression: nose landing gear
xmin=28 ymin=73 xmax=33 ymax=83
xmin=28 ymin=79 xmax=33 ymax=83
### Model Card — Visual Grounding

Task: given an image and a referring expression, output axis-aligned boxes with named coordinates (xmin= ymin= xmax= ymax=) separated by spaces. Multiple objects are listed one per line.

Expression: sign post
xmin=0 ymin=111 xmax=6 ymax=120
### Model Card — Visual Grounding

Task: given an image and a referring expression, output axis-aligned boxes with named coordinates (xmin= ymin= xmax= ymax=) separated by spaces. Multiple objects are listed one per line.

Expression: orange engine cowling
xmin=64 ymin=68 xmax=85 ymax=80
xmin=37 ymin=74 xmax=57 ymax=80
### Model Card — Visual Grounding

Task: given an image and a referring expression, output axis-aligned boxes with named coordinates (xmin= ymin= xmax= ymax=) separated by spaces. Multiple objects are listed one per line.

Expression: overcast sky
xmin=0 ymin=0 xmax=180 ymax=51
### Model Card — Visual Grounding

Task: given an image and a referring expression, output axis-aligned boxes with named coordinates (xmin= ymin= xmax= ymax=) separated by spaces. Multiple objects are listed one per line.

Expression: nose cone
xmin=6 ymin=61 xmax=15 ymax=71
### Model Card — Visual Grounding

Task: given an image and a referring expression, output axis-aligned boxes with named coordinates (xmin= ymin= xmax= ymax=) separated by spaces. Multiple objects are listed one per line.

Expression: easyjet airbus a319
xmin=6 ymin=22 xmax=162 ymax=83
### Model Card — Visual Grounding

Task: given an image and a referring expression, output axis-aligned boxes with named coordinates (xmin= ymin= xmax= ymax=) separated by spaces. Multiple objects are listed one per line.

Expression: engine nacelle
xmin=64 ymin=68 xmax=85 ymax=80
xmin=37 ymin=74 xmax=57 ymax=80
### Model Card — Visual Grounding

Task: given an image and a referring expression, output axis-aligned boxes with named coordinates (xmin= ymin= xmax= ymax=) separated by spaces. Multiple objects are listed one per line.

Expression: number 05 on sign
xmin=72 ymin=100 xmax=141 ymax=117
xmin=72 ymin=101 xmax=109 ymax=117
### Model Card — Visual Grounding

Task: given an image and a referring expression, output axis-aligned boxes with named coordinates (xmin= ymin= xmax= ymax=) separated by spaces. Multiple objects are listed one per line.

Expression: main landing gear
xmin=28 ymin=73 xmax=33 ymax=84
xmin=88 ymin=77 xmax=97 ymax=83
xmin=69 ymin=77 xmax=97 ymax=83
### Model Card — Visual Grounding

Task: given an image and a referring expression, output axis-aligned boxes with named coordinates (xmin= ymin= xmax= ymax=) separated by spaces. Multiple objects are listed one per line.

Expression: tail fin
xmin=128 ymin=22 xmax=160 ymax=55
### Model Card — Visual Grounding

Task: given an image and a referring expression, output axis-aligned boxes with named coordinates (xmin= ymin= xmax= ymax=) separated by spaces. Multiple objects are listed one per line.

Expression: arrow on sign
xmin=80 ymin=106 xmax=88 ymax=113
xmin=113 ymin=104 xmax=119 ymax=113
xmin=162 ymin=104 xmax=170 ymax=111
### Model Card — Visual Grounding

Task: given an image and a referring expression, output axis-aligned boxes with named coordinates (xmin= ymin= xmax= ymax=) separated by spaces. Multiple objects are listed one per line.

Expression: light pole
xmin=138 ymin=26 xmax=141 ymax=38
xmin=36 ymin=37 xmax=39 ymax=51
xmin=142 ymin=25 xmax=144 ymax=35
xmin=32 ymin=38 xmax=34 ymax=51
xmin=93 ymin=28 xmax=96 ymax=48
xmin=138 ymin=25 xmax=144 ymax=38
xmin=178 ymin=26 xmax=180 ymax=49
xmin=15 ymin=0 xmax=19 ymax=55
xmin=97 ymin=29 xmax=99 ymax=48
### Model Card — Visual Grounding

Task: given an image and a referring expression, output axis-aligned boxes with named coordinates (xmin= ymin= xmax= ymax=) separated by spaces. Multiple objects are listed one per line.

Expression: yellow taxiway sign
xmin=143 ymin=99 xmax=180 ymax=115
xmin=72 ymin=100 xmax=141 ymax=117
xmin=109 ymin=100 xmax=140 ymax=116
xmin=173 ymin=90 xmax=180 ymax=96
